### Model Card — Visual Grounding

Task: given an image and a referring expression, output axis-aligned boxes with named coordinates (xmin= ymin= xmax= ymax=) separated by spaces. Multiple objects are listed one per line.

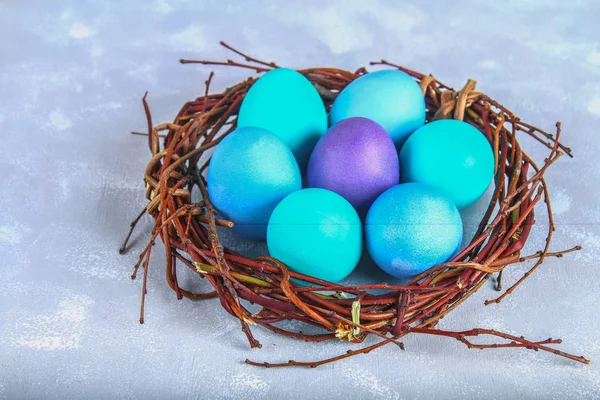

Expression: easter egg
xmin=207 ymin=126 xmax=301 ymax=240
xmin=238 ymin=68 xmax=327 ymax=171
xmin=267 ymin=188 xmax=362 ymax=283
xmin=306 ymin=117 xmax=399 ymax=217
xmin=329 ymin=70 xmax=426 ymax=148
xmin=365 ymin=183 xmax=463 ymax=280
xmin=399 ymin=119 xmax=494 ymax=210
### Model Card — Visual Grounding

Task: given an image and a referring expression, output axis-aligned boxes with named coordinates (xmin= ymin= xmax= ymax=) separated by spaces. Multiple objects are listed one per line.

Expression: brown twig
xmin=409 ymin=328 xmax=590 ymax=365
xmin=245 ymin=337 xmax=400 ymax=368
xmin=130 ymin=131 xmax=168 ymax=138
xmin=119 ymin=207 xmax=146 ymax=254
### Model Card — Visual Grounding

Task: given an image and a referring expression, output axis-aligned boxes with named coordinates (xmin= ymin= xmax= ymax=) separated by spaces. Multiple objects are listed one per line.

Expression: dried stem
xmin=409 ymin=328 xmax=590 ymax=365
xmin=245 ymin=337 xmax=400 ymax=368
xmin=119 ymin=207 xmax=146 ymax=254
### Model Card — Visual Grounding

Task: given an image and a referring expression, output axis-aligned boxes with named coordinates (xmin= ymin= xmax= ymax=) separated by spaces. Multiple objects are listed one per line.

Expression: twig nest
xmin=123 ymin=43 xmax=588 ymax=367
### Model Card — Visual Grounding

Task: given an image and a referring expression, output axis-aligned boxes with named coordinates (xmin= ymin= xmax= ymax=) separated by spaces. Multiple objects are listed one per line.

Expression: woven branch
xmin=121 ymin=42 xmax=589 ymax=368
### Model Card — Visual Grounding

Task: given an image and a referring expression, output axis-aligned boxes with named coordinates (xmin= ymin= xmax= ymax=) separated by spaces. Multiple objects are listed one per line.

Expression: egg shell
xmin=365 ymin=183 xmax=463 ymax=280
xmin=329 ymin=70 xmax=426 ymax=148
xmin=399 ymin=119 xmax=494 ymax=210
xmin=267 ymin=188 xmax=362 ymax=283
xmin=238 ymin=68 xmax=328 ymax=171
xmin=306 ymin=117 xmax=399 ymax=217
xmin=207 ymin=126 xmax=301 ymax=240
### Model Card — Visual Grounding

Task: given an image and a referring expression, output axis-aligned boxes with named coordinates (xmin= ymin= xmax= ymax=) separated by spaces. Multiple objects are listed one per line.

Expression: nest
xmin=121 ymin=42 xmax=589 ymax=367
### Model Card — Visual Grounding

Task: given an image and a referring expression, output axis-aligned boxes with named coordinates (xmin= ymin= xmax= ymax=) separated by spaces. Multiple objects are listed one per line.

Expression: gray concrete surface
xmin=1 ymin=1 xmax=600 ymax=399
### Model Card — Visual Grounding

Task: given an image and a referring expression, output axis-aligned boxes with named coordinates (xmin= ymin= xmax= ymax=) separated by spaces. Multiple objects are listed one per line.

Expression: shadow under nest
xmin=120 ymin=42 xmax=588 ymax=368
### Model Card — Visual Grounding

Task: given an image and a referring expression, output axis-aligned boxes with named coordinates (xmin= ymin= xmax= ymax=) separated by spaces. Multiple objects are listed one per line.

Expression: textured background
xmin=1 ymin=1 xmax=600 ymax=399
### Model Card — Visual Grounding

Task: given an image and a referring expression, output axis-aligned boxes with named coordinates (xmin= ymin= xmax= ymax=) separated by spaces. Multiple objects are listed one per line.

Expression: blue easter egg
xmin=399 ymin=119 xmax=494 ymax=210
xmin=207 ymin=126 xmax=301 ymax=240
xmin=365 ymin=183 xmax=463 ymax=280
xmin=329 ymin=70 xmax=425 ymax=147
xmin=238 ymin=68 xmax=328 ymax=171
xmin=267 ymin=188 xmax=362 ymax=283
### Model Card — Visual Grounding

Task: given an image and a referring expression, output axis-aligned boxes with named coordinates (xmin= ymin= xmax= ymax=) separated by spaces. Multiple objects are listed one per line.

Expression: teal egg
xmin=329 ymin=70 xmax=425 ymax=147
xmin=207 ymin=126 xmax=301 ymax=240
xmin=267 ymin=188 xmax=362 ymax=283
xmin=365 ymin=183 xmax=463 ymax=280
xmin=399 ymin=119 xmax=494 ymax=210
xmin=238 ymin=68 xmax=328 ymax=171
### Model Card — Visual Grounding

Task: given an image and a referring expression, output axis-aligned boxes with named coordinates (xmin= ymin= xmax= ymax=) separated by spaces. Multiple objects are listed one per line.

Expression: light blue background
xmin=1 ymin=1 xmax=599 ymax=399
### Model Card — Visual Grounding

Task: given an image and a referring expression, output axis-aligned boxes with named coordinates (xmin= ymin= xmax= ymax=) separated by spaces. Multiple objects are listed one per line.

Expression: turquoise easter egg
xmin=267 ymin=188 xmax=362 ymax=283
xmin=207 ymin=126 xmax=301 ymax=240
xmin=365 ymin=183 xmax=463 ymax=280
xmin=399 ymin=119 xmax=494 ymax=210
xmin=329 ymin=70 xmax=425 ymax=148
xmin=238 ymin=68 xmax=328 ymax=171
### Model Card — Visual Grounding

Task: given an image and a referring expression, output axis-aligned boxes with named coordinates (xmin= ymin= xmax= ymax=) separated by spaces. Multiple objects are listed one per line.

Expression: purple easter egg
xmin=306 ymin=117 xmax=400 ymax=216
